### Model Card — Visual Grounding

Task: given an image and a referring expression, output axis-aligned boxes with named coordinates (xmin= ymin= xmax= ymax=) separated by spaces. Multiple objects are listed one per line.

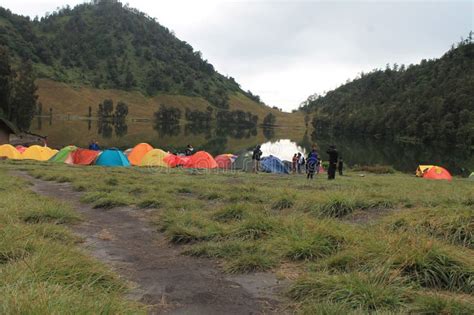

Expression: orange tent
xmin=184 ymin=151 xmax=218 ymax=169
xmin=127 ymin=143 xmax=153 ymax=166
xmin=72 ymin=148 xmax=100 ymax=165
xmin=423 ymin=166 xmax=452 ymax=181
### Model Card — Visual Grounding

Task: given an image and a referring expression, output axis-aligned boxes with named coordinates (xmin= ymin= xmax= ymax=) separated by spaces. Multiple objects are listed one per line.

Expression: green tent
xmin=232 ymin=151 xmax=253 ymax=172
xmin=50 ymin=145 xmax=77 ymax=163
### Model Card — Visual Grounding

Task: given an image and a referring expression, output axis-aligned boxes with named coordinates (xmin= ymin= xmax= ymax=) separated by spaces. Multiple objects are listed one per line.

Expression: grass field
xmin=1 ymin=160 xmax=473 ymax=314
xmin=0 ymin=167 xmax=145 ymax=314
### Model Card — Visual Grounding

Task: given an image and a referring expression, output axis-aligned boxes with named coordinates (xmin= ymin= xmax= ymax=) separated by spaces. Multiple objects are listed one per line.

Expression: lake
xmin=30 ymin=116 xmax=473 ymax=175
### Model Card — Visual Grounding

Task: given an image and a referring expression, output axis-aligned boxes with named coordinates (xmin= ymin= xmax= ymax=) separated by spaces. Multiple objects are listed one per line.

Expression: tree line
xmin=300 ymin=36 xmax=473 ymax=147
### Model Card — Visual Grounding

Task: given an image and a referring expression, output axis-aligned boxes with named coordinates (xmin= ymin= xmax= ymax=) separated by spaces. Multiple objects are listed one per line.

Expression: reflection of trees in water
xmin=114 ymin=121 xmax=128 ymax=137
xmin=262 ymin=126 xmax=275 ymax=140
xmin=98 ymin=120 xmax=113 ymax=138
xmin=184 ymin=123 xmax=212 ymax=139
xmin=201 ymin=137 xmax=228 ymax=156
xmin=153 ymin=121 xmax=181 ymax=137
xmin=216 ymin=125 xmax=257 ymax=139
xmin=311 ymin=133 xmax=472 ymax=174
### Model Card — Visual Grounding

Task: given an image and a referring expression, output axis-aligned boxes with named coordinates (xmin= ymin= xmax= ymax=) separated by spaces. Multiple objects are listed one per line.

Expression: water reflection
xmin=31 ymin=116 xmax=473 ymax=174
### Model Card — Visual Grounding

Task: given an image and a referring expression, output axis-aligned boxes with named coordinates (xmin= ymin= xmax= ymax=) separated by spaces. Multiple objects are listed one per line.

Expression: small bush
xmin=213 ymin=205 xmax=246 ymax=222
xmin=352 ymin=165 xmax=395 ymax=174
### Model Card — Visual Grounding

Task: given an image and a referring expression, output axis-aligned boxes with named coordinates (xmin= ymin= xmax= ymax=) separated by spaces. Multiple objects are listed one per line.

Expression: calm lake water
xmin=30 ymin=116 xmax=473 ymax=175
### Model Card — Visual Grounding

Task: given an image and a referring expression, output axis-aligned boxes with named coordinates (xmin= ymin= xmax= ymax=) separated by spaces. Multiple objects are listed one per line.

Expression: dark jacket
xmin=252 ymin=148 xmax=262 ymax=161
xmin=327 ymin=148 xmax=339 ymax=164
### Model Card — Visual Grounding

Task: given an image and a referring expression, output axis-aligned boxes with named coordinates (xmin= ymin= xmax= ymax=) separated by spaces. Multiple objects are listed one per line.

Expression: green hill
xmin=0 ymin=0 xmax=298 ymax=124
xmin=301 ymin=37 xmax=474 ymax=147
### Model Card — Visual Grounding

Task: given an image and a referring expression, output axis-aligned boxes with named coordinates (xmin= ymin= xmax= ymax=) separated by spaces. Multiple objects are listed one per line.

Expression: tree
xmin=263 ymin=113 xmax=276 ymax=126
xmin=10 ymin=60 xmax=38 ymax=130
xmin=0 ymin=47 xmax=13 ymax=118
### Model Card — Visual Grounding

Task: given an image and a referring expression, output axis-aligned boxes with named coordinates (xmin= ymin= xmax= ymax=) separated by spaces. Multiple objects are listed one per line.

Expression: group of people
xmin=252 ymin=144 xmax=343 ymax=180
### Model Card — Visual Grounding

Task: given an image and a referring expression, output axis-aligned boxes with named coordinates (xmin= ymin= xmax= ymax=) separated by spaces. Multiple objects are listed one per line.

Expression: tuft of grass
xmin=288 ymin=271 xmax=409 ymax=311
xmin=395 ymin=246 xmax=473 ymax=293
xmin=272 ymin=196 xmax=295 ymax=210
xmin=137 ymin=199 xmax=162 ymax=209
xmin=213 ymin=204 xmax=246 ymax=222
xmin=285 ymin=234 xmax=342 ymax=261
xmin=410 ymin=294 xmax=474 ymax=314
xmin=225 ymin=252 xmax=276 ymax=273
xmin=318 ymin=197 xmax=356 ymax=218
xmin=104 ymin=178 xmax=118 ymax=186
xmin=177 ymin=187 xmax=192 ymax=194
xmin=231 ymin=216 xmax=276 ymax=240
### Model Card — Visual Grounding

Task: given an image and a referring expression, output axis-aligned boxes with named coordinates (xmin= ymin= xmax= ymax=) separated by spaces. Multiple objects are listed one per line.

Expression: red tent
xmin=215 ymin=154 xmax=234 ymax=169
xmin=423 ymin=166 xmax=452 ymax=181
xmin=16 ymin=145 xmax=27 ymax=153
xmin=163 ymin=154 xmax=190 ymax=168
xmin=72 ymin=148 xmax=100 ymax=165
xmin=184 ymin=151 xmax=218 ymax=169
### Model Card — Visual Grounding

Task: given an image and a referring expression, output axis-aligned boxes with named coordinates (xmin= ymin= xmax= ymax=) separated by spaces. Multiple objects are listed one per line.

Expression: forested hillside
xmin=301 ymin=37 xmax=474 ymax=147
xmin=0 ymin=0 xmax=263 ymax=109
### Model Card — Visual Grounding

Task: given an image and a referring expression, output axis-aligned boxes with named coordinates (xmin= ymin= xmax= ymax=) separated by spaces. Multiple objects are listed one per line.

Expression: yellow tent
xmin=141 ymin=149 xmax=170 ymax=167
xmin=22 ymin=145 xmax=56 ymax=161
xmin=0 ymin=144 xmax=21 ymax=160
xmin=416 ymin=165 xmax=434 ymax=177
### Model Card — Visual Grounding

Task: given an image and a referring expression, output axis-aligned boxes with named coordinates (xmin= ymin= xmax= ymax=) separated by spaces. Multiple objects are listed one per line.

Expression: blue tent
xmin=260 ymin=155 xmax=289 ymax=174
xmin=95 ymin=149 xmax=130 ymax=167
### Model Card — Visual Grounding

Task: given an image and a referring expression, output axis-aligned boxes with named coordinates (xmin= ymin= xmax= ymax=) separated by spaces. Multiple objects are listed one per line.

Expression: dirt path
xmin=19 ymin=173 xmax=287 ymax=314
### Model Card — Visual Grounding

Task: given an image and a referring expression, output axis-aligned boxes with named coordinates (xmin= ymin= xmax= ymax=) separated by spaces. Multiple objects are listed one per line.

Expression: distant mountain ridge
xmin=300 ymin=37 xmax=474 ymax=147
xmin=0 ymin=0 xmax=265 ymax=110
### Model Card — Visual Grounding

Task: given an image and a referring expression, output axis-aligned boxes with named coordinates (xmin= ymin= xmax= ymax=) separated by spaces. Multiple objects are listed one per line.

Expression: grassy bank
xmin=1 ymin=160 xmax=473 ymax=314
xmin=0 ymin=167 xmax=145 ymax=314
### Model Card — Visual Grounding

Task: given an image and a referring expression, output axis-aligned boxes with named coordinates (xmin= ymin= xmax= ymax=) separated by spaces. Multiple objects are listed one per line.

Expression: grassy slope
xmin=37 ymin=79 xmax=304 ymax=126
xmin=0 ymin=167 xmax=144 ymax=313
xmin=2 ymin=160 xmax=473 ymax=314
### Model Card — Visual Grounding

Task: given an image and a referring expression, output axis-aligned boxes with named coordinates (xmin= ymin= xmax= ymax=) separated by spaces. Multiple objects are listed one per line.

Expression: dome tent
xmin=416 ymin=165 xmax=434 ymax=177
xmin=72 ymin=148 xmax=100 ymax=165
xmin=423 ymin=166 xmax=452 ymax=181
xmin=141 ymin=149 xmax=170 ymax=167
xmin=22 ymin=145 xmax=56 ymax=161
xmin=95 ymin=148 xmax=130 ymax=167
xmin=184 ymin=151 xmax=218 ymax=169
xmin=232 ymin=151 xmax=253 ymax=172
xmin=215 ymin=154 xmax=235 ymax=169
xmin=260 ymin=155 xmax=290 ymax=174
xmin=128 ymin=143 xmax=153 ymax=166
xmin=0 ymin=144 xmax=21 ymax=160
xmin=50 ymin=146 xmax=77 ymax=163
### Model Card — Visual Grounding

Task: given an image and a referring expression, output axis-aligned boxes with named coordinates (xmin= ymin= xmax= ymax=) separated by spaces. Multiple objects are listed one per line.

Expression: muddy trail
xmin=18 ymin=173 xmax=287 ymax=315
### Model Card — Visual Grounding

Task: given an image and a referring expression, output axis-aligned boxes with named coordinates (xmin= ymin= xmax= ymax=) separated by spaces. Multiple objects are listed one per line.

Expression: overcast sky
xmin=2 ymin=1 xmax=473 ymax=111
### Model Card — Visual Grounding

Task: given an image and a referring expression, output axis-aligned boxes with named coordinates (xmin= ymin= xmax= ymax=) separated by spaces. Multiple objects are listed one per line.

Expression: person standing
xmin=297 ymin=153 xmax=305 ymax=174
xmin=252 ymin=145 xmax=262 ymax=173
xmin=338 ymin=158 xmax=344 ymax=176
xmin=306 ymin=149 xmax=319 ymax=180
xmin=292 ymin=153 xmax=298 ymax=173
xmin=326 ymin=145 xmax=339 ymax=180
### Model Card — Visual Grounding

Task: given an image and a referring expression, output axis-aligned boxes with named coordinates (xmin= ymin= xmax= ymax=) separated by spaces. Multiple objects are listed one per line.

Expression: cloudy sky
xmin=2 ymin=0 xmax=473 ymax=111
